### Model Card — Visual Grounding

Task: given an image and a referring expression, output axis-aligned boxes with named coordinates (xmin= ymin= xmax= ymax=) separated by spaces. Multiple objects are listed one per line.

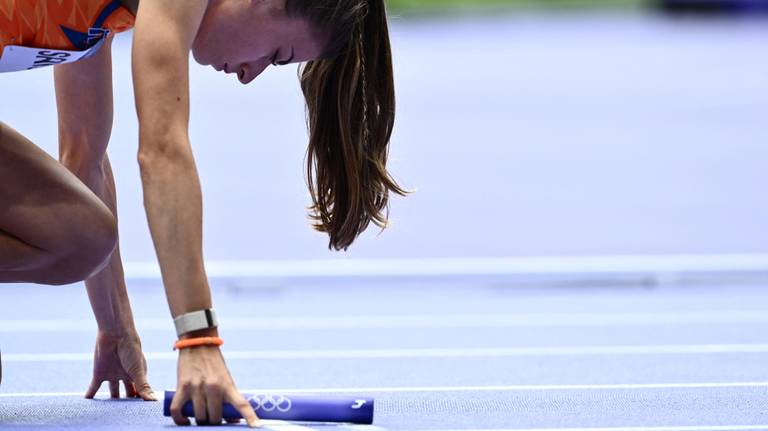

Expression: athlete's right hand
xmin=170 ymin=345 xmax=261 ymax=427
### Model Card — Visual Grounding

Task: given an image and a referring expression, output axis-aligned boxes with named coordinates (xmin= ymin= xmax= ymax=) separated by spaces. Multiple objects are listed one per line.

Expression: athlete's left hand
xmin=85 ymin=330 xmax=157 ymax=400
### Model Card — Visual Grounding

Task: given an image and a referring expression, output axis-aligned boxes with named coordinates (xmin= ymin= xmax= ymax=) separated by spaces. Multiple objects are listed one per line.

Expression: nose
xmin=238 ymin=59 xmax=270 ymax=85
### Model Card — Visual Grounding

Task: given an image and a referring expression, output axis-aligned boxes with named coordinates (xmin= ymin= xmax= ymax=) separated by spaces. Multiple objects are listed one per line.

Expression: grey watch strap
xmin=173 ymin=309 xmax=218 ymax=337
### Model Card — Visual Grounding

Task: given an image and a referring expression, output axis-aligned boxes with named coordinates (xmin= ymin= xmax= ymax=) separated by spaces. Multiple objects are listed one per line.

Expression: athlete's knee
xmin=44 ymin=228 xmax=117 ymax=286
xmin=54 ymin=200 xmax=117 ymax=279
xmin=76 ymin=200 xmax=118 ymax=262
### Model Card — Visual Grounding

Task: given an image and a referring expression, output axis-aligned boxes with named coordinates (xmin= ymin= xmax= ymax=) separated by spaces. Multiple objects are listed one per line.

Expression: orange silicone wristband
xmin=173 ymin=336 xmax=224 ymax=351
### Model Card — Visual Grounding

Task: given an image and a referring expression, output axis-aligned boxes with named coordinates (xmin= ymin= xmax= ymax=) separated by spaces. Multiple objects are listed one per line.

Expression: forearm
xmin=61 ymin=153 xmax=136 ymax=335
xmin=138 ymin=145 xmax=212 ymax=319
xmin=131 ymin=0 xmax=212 ymax=323
xmin=85 ymin=248 xmax=136 ymax=335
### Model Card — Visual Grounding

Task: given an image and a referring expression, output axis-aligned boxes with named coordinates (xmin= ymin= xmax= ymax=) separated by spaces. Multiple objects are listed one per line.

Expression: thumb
xmin=128 ymin=369 xmax=157 ymax=401
xmin=135 ymin=379 xmax=158 ymax=401
xmin=123 ymin=350 xmax=157 ymax=401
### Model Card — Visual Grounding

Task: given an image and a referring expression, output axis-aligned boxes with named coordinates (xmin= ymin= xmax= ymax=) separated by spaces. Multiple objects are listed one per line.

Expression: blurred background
xmin=1 ymin=0 xmax=767 ymax=283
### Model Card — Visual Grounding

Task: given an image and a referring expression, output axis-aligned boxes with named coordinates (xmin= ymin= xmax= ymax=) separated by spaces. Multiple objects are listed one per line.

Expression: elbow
xmin=137 ymin=122 xmax=190 ymax=162
xmin=136 ymin=150 xmax=157 ymax=175
xmin=136 ymin=151 xmax=163 ymax=184
xmin=137 ymin=138 xmax=195 ymax=181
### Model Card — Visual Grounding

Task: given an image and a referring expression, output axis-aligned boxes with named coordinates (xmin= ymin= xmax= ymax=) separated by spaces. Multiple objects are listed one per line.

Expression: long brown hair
xmin=285 ymin=0 xmax=410 ymax=251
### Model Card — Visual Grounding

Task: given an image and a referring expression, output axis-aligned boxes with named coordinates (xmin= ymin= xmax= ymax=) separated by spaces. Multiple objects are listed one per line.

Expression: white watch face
xmin=174 ymin=309 xmax=218 ymax=336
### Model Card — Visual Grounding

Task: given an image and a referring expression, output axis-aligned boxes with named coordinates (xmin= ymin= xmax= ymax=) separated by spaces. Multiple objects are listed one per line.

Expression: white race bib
xmin=0 ymin=36 xmax=107 ymax=73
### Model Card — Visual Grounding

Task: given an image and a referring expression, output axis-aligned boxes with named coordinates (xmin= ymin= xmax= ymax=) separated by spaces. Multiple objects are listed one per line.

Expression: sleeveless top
xmin=0 ymin=0 xmax=135 ymax=72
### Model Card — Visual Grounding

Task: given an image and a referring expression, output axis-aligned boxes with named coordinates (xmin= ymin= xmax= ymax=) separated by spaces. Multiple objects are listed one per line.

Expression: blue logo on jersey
xmin=59 ymin=0 xmax=120 ymax=49
xmin=59 ymin=26 xmax=110 ymax=50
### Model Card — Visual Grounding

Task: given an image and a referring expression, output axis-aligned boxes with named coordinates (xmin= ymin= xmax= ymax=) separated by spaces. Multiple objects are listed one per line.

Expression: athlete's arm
xmin=132 ymin=0 xmax=208 ymax=318
xmin=54 ymin=35 xmax=154 ymax=400
xmin=131 ymin=0 xmax=259 ymax=426
xmin=55 ymin=35 xmax=128 ymax=337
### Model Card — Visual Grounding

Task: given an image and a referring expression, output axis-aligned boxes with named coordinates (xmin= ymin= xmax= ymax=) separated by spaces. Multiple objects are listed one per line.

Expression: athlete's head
xmin=191 ymin=0 xmax=328 ymax=83
xmin=195 ymin=0 xmax=409 ymax=251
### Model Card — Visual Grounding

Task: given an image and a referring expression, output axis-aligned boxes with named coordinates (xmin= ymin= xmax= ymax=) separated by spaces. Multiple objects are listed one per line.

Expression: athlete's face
xmin=192 ymin=0 xmax=327 ymax=84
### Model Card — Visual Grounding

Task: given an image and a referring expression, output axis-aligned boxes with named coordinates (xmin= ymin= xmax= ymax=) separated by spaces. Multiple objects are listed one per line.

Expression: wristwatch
xmin=173 ymin=308 xmax=218 ymax=337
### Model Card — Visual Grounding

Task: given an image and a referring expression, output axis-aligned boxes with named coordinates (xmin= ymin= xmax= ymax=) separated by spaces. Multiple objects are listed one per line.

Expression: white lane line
xmin=429 ymin=427 xmax=768 ymax=431
xmin=4 ymin=310 xmax=768 ymax=332
xmin=6 ymin=344 xmax=768 ymax=362
xmin=123 ymin=254 xmax=768 ymax=279
xmin=2 ymin=381 xmax=768 ymax=397
xmin=0 ymin=392 xmax=106 ymax=397
xmin=239 ymin=382 xmax=768 ymax=393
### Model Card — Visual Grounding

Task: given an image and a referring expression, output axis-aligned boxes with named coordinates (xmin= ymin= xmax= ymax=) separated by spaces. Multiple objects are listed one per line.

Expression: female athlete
xmin=0 ymin=0 xmax=406 ymax=426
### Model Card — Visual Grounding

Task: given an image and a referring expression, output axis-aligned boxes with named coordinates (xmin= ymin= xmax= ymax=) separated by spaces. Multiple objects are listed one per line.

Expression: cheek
xmin=191 ymin=6 xmax=269 ymax=65
xmin=191 ymin=14 xmax=216 ymax=63
xmin=192 ymin=7 xmax=235 ymax=63
xmin=190 ymin=32 xmax=206 ymax=64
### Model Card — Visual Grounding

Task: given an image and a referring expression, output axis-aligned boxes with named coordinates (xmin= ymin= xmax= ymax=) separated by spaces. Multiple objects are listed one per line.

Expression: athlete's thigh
xmin=0 ymin=121 xmax=112 ymax=251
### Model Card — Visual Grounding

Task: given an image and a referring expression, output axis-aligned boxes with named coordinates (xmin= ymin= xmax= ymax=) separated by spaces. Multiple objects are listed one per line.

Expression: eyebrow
xmin=276 ymin=46 xmax=295 ymax=66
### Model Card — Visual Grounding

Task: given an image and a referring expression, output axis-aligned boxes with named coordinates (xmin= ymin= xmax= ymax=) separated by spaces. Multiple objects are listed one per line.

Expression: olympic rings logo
xmin=247 ymin=394 xmax=292 ymax=413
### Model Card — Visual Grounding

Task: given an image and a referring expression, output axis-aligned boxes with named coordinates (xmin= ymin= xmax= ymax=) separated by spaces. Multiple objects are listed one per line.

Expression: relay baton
xmin=163 ymin=390 xmax=374 ymax=424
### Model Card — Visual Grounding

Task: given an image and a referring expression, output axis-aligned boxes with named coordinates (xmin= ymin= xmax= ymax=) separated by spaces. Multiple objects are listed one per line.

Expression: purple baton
xmin=163 ymin=391 xmax=374 ymax=424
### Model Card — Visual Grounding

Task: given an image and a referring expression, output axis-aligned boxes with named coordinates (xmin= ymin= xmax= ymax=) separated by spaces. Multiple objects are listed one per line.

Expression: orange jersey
xmin=0 ymin=0 xmax=135 ymax=53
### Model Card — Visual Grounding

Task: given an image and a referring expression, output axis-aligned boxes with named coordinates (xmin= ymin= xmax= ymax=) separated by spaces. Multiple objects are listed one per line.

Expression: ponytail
xmin=295 ymin=0 xmax=410 ymax=251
